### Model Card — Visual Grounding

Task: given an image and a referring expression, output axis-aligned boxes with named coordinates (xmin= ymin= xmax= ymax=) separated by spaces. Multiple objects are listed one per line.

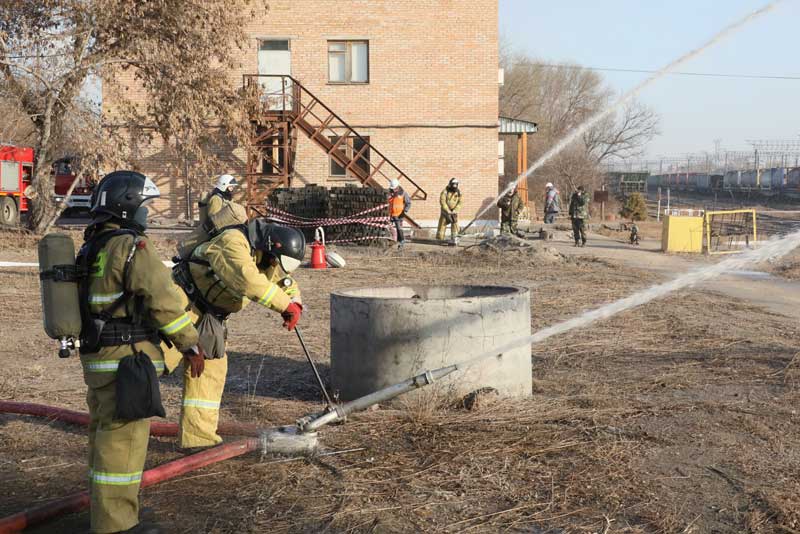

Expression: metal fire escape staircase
xmin=243 ymin=75 xmax=427 ymax=226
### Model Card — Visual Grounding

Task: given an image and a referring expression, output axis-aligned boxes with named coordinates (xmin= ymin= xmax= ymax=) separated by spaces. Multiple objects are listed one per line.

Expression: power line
xmin=517 ymin=62 xmax=800 ymax=81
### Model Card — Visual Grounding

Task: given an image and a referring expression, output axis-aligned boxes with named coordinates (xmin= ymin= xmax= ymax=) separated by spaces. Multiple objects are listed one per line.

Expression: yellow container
xmin=661 ymin=215 xmax=704 ymax=253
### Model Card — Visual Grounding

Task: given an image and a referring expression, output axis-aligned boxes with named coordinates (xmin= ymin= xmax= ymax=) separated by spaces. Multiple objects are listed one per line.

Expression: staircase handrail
xmin=242 ymin=74 xmax=427 ymax=201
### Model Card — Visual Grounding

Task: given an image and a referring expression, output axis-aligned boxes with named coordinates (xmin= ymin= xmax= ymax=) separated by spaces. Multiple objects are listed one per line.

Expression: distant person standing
xmin=543 ymin=182 xmax=561 ymax=224
xmin=568 ymin=185 xmax=590 ymax=247
xmin=629 ymin=221 xmax=640 ymax=245
xmin=436 ymin=178 xmax=462 ymax=245
xmin=388 ymin=179 xmax=411 ymax=249
xmin=497 ymin=186 xmax=523 ymax=235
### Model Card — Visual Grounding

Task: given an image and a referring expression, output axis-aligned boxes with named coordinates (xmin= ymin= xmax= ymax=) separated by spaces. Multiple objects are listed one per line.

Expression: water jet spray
xmin=461 ymin=1 xmax=781 ymax=235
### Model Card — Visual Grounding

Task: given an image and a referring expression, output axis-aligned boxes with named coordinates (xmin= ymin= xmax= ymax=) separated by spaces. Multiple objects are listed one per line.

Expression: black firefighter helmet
xmin=90 ymin=170 xmax=160 ymax=231
xmin=247 ymin=219 xmax=306 ymax=273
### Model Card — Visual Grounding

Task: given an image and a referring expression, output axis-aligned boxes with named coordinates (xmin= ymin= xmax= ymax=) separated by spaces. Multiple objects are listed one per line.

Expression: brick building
xmin=106 ymin=0 xmax=501 ymax=226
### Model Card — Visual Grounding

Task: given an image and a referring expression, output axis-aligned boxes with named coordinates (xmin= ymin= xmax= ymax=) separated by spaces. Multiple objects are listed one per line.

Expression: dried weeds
xmin=1 ymin=234 xmax=799 ymax=533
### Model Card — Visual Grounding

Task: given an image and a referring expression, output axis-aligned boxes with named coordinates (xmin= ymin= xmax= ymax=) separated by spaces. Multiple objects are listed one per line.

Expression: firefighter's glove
xmin=282 ymin=302 xmax=303 ymax=331
xmin=183 ymin=345 xmax=206 ymax=378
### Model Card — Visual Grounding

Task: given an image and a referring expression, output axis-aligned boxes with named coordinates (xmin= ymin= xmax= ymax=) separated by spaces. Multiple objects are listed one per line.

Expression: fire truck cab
xmin=0 ymin=145 xmax=93 ymax=226
xmin=53 ymin=157 xmax=93 ymax=211
xmin=0 ymin=145 xmax=33 ymax=226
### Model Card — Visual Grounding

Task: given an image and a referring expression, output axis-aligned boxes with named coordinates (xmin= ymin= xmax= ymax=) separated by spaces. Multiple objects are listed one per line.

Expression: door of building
xmin=257 ymin=40 xmax=292 ymax=111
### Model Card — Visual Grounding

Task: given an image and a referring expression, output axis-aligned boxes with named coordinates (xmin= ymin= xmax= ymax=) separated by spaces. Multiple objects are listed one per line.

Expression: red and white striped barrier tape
xmin=265 ymin=205 xmax=391 ymax=230
xmin=326 ymin=235 xmax=395 ymax=244
xmin=263 ymin=205 xmax=399 ymax=244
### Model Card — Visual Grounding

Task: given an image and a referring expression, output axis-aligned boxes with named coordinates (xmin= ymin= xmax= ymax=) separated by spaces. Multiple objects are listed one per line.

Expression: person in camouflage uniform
xmin=80 ymin=171 xmax=204 ymax=534
xmin=497 ymin=186 xmax=523 ymax=234
xmin=568 ymin=185 xmax=590 ymax=246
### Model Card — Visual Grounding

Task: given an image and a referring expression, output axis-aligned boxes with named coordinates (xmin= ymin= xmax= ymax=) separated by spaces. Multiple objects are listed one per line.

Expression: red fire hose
xmin=0 ymin=438 xmax=260 ymax=533
xmin=0 ymin=400 xmax=260 ymax=437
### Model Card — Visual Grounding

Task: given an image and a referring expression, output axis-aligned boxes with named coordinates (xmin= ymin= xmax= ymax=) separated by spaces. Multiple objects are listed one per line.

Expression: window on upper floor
xmin=328 ymin=41 xmax=369 ymax=84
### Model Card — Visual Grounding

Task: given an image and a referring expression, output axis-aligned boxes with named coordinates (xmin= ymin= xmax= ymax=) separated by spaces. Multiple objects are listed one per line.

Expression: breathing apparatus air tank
xmin=38 ymin=233 xmax=83 ymax=358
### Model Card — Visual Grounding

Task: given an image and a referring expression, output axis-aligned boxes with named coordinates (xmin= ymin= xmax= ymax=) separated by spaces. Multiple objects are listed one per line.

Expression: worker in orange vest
xmin=388 ymin=178 xmax=411 ymax=249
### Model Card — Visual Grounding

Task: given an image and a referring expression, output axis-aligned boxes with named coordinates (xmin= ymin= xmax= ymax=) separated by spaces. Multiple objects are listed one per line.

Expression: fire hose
xmin=0 ymin=401 xmax=260 ymax=437
xmin=0 ymin=438 xmax=260 ymax=533
xmin=0 ymin=364 xmax=463 ymax=532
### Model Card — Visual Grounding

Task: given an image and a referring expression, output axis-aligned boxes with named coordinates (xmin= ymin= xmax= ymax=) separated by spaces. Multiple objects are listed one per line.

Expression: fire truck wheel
xmin=0 ymin=197 xmax=18 ymax=226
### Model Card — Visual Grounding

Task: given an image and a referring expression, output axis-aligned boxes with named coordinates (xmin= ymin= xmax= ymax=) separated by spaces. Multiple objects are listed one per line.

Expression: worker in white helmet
xmin=543 ymin=182 xmax=561 ymax=224
xmin=198 ymin=174 xmax=239 ymax=230
xmin=387 ymin=178 xmax=411 ymax=249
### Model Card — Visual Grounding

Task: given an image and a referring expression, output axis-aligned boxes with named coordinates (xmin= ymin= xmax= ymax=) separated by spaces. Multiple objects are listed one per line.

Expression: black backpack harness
xmin=171 ymin=224 xmax=250 ymax=321
xmin=77 ymin=229 xmax=160 ymax=354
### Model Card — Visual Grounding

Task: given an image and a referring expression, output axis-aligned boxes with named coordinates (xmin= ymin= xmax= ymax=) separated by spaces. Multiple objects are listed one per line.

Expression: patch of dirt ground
xmin=1 ymin=231 xmax=799 ymax=533
xmin=762 ymin=248 xmax=800 ymax=280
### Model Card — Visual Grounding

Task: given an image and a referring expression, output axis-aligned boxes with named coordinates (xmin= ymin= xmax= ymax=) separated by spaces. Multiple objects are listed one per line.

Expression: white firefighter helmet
xmin=545 ymin=182 xmax=554 ymax=189
xmin=214 ymin=174 xmax=238 ymax=192
xmin=388 ymin=178 xmax=400 ymax=190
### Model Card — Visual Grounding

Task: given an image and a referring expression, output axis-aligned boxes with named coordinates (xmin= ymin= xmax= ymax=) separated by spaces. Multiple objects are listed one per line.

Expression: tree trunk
xmin=27 ymin=162 xmax=58 ymax=234
xmin=26 ymin=94 xmax=59 ymax=234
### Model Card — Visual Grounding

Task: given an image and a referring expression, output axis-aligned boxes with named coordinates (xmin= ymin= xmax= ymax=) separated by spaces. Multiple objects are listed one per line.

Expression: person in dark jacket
xmin=568 ymin=185 xmax=590 ymax=247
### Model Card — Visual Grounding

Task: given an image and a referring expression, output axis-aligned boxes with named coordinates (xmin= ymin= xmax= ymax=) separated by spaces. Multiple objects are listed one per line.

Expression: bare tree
xmin=583 ymin=100 xmax=660 ymax=163
xmin=0 ymin=98 xmax=35 ymax=145
xmin=500 ymin=48 xmax=659 ymax=198
xmin=0 ymin=0 xmax=262 ymax=233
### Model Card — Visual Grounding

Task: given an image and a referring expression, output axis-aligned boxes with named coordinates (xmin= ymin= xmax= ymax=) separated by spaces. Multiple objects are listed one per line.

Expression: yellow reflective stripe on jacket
xmin=257 ymin=285 xmax=278 ymax=307
xmin=91 ymin=469 xmax=143 ymax=486
xmin=160 ymin=312 xmax=192 ymax=335
xmin=85 ymin=359 xmax=165 ymax=374
xmin=285 ymin=287 xmax=298 ymax=296
xmin=183 ymin=398 xmax=221 ymax=410
xmin=88 ymin=291 xmax=124 ymax=304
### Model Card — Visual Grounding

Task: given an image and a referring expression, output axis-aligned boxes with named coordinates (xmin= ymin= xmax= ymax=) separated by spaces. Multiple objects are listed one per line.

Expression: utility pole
xmin=666 ymin=188 xmax=670 ymax=215
xmin=657 ymin=187 xmax=661 ymax=222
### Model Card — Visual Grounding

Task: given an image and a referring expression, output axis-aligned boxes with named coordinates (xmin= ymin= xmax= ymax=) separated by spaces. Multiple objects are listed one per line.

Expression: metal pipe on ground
xmin=297 ymin=365 xmax=458 ymax=432
xmin=0 ymin=401 xmax=261 ymax=437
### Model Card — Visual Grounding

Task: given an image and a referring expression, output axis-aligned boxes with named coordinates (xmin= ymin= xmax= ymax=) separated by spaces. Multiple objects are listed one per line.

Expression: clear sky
xmin=499 ymin=0 xmax=800 ymax=158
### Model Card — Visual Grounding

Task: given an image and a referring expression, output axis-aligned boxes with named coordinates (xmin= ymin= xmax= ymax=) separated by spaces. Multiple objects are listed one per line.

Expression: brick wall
xmin=105 ymin=0 xmax=499 ymax=224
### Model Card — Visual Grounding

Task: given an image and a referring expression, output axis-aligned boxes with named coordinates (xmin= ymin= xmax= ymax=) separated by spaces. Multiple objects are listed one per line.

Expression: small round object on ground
xmin=326 ymin=251 xmax=346 ymax=268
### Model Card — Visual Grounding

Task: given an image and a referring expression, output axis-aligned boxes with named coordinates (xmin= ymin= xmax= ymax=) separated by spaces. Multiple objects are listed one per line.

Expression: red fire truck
xmin=53 ymin=156 xmax=94 ymax=210
xmin=0 ymin=145 xmax=93 ymax=226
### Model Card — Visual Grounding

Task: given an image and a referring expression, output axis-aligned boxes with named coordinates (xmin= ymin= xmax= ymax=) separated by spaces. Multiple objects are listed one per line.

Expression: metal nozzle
xmin=297 ymin=364 xmax=458 ymax=433
xmin=259 ymin=426 xmax=319 ymax=456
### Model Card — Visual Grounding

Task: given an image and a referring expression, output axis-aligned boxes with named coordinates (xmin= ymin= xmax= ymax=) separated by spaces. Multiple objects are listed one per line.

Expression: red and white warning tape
xmin=265 ymin=204 xmax=390 ymax=229
xmin=326 ymin=235 xmax=395 ymax=244
xmin=265 ymin=205 xmax=394 ymax=240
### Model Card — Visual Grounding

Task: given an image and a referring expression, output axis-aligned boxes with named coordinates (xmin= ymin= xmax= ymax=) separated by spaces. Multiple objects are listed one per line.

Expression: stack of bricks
xmin=268 ymin=184 xmax=389 ymax=244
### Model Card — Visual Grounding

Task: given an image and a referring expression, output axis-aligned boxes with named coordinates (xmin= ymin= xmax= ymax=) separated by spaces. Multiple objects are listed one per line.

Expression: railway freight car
xmin=605 ymin=171 xmax=647 ymax=196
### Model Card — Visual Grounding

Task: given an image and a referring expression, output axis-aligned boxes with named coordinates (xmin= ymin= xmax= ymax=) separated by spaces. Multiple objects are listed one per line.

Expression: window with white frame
xmin=328 ymin=41 xmax=369 ymax=83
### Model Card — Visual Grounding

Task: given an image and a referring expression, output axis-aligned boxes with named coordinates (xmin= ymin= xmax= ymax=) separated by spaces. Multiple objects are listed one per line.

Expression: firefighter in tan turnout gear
xmin=198 ymin=174 xmax=239 ymax=229
xmin=436 ymin=177 xmax=462 ymax=244
xmin=172 ymin=218 xmax=305 ymax=449
xmin=79 ymin=171 xmax=203 ymax=534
